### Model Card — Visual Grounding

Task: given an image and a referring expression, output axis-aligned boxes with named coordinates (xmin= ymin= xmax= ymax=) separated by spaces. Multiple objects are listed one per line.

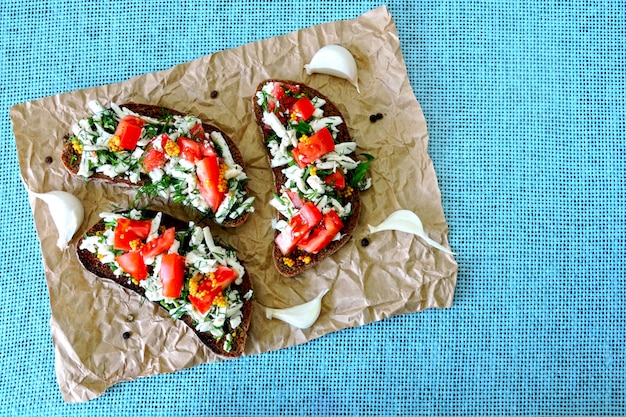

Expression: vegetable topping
xmin=79 ymin=209 xmax=253 ymax=351
xmin=256 ymin=81 xmax=372 ymax=258
xmin=68 ymin=101 xmax=254 ymax=224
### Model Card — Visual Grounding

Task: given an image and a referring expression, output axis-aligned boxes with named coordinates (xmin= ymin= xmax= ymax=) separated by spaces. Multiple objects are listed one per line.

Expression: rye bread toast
xmin=252 ymin=79 xmax=362 ymax=277
xmin=61 ymin=103 xmax=252 ymax=228
xmin=77 ymin=210 xmax=253 ymax=358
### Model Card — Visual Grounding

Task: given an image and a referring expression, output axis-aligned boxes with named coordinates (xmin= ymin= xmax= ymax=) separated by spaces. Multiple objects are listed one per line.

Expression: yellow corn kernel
xmin=164 ymin=140 xmax=180 ymax=157
xmin=108 ymin=135 xmax=122 ymax=152
xmin=282 ymin=257 xmax=295 ymax=267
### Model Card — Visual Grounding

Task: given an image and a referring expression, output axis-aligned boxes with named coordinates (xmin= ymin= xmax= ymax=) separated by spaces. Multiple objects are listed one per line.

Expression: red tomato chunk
xmin=291 ymin=127 xmax=335 ymax=168
xmin=160 ymin=253 xmax=186 ymax=298
xmin=140 ymin=227 xmax=175 ymax=259
xmin=297 ymin=210 xmax=344 ymax=254
xmin=188 ymin=266 xmax=238 ymax=314
xmin=115 ymin=251 xmax=148 ymax=281
xmin=196 ymin=155 xmax=224 ymax=213
xmin=113 ymin=218 xmax=152 ymax=251
xmin=114 ymin=115 xmax=145 ymax=151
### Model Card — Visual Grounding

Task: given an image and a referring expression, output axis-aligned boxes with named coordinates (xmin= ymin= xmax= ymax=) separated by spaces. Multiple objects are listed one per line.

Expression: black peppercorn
xmin=44 ymin=156 xmax=53 ymax=164
xmin=210 ymin=90 xmax=219 ymax=99
xmin=122 ymin=331 xmax=131 ymax=340
xmin=369 ymin=113 xmax=383 ymax=123
xmin=361 ymin=237 xmax=370 ymax=247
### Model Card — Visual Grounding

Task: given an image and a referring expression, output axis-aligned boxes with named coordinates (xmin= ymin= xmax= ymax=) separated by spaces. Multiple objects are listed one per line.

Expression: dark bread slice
xmin=252 ymin=79 xmax=361 ymax=277
xmin=76 ymin=210 xmax=253 ymax=358
xmin=61 ymin=103 xmax=251 ymax=228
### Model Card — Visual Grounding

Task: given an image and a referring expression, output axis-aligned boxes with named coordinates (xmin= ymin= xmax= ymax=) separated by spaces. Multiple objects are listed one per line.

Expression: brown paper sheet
xmin=10 ymin=6 xmax=457 ymax=402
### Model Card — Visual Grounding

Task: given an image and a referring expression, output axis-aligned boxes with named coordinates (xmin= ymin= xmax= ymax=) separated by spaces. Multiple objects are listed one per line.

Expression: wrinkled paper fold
xmin=10 ymin=6 xmax=457 ymax=402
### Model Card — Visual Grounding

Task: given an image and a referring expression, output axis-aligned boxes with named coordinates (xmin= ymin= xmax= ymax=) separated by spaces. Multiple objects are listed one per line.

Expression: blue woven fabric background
xmin=1 ymin=0 xmax=624 ymax=415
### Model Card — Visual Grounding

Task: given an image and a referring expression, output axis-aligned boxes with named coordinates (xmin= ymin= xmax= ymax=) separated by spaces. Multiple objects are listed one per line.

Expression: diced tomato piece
xmin=275 ymin=214 xmax=309 ymax=255
xmin=178 ymin=137 xmax=202 ymax=162
xmin=114 ymin=115 xmax=145 ymax=151
xmin=291 ymin=127 xmax=336 ymax=168
xmin=189 ymin=123 xmax=206 ymax=141
xmin=196 ymin=155 xmax=224 ymax=212
xmin=297 ymin=210 xmax=344 ymax=254
xmin=299 ymin=202 xmax=323 ymax=227
xmin=156 ymin=133 xmax=170 ymax=149
xmin=113 ymin=218 xmax=152 ymax=251
xmin=115 ymin=251 xmax=148 ymax=281
xmin=290 ymin=97 xmax=316 ymax=121
xmin=272 ymin=82 xmax=300 ymax=112
xmin=142 ymin=147 xmax=165 ymax=172
xmin=201 ymin=141 xmax=216 ymax=157
xmin=160 ymin=253 xmax=186 ymax=298
xmin=140 ymin=227 xmax=175 ymax=259
xmin=187 ymin=293 xmax=213 ymax=315
xmin=188 ymin=266 xmax=238 ymax=314
xmin=323 ymin=170 xmax=346 ymax=190
xmin=274 ymin=203 xmax=322 ymax=255
xmin=285 ymin=190 xmax=305 ymax=209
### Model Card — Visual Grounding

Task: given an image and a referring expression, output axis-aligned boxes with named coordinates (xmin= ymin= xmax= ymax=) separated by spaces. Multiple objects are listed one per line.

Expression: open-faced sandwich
xmin=253 ymin=79 xmax=372 ymax=277
xmin=62 ymin=101 xmax=254 ymax=227
xmin=77 ymin=208 xmax=253 ymax=357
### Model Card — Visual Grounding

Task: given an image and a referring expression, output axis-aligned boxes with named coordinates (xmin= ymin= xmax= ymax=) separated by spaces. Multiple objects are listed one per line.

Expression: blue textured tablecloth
xmin=1 ymin=0 xmax=624 ymax=415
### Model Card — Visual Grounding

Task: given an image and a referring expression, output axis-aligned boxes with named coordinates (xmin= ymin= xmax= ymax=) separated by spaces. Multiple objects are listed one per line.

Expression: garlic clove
xmin=304 ymin=45 xmax=360 ymax=93
xmin=368 ymin=210 xmax=454 ymax=255
xmin=31 ymin=190 xmax=85 ymax=250
xmin=265 ymin=289 xmax=329 ymax=329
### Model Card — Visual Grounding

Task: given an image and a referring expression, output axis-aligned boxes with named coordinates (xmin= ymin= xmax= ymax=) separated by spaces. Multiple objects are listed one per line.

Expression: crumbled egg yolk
xmin=309 ymin=166 xmax=317 ymax=176
xmin=340 ymin=186 xmax=354 ymax=198
xmin=218 ymin=164 xmax=228 ymax=193
xmin=298 ymin=255 xmax=312 ymax=265
xmin=189 ymin=272 xmax=214 ymax=298
xmin=164 ymin=140 xmax=180 ymax=157
xmin=108 ymin=135 xmax=122 ymax=152
xmin=129 ymin=238 xmax=143 ymax=251
xmin=282 ymin=257 xmax=295 ymax=267
xmin=189 ymin=272 xmax=230 ymax=308
xmin=71 ymin=139 xmax=83 ymax=154
xmin=212 ymin=293 xmax=228 ymax=308
xmin=299 ymin=134 xmax=311 ymax=145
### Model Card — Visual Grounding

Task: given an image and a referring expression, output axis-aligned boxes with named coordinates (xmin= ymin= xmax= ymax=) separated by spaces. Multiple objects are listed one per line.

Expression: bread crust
xmin=252 ymin=79 xmax=361 ymax=277
xmin=76 ymin=210 xmax=253 ymax=358
xmin=61 ymin=103 xmax=251 ymax=228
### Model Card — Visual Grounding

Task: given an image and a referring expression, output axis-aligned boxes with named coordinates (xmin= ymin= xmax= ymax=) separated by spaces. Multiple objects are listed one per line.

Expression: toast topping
xmin=66 ymin=101 xmax=254 ymax=224
xmin=255 ymin=81 xmax=372 ymax=257
xmin=79 ymin=209 xmax=253 ymax=352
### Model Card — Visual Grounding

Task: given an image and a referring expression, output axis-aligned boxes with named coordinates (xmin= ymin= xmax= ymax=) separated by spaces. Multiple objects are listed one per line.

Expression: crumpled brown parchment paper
xmin=10 ymin=5 xmax=457 ymax=402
